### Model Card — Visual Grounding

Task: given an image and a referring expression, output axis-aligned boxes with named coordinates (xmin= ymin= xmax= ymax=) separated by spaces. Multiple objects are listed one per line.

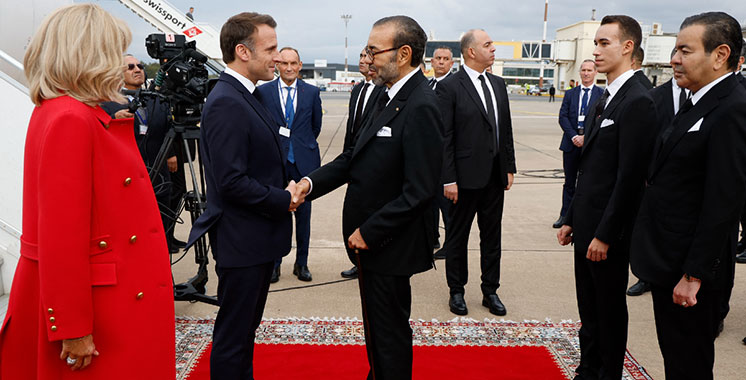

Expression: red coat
xmin=0 ymin=96 xmax=175 ymax=379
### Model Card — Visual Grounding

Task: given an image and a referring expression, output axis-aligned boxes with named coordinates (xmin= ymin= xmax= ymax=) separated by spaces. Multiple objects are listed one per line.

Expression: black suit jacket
xmin=631 ymin=74 xmax=746 ymax=288
xmin=565 ymin=75 xmax=658 ymax=247
xmin=343 ymin=81 xmax=385 ymax=151
xmin=187 ymin=72 xmax=292 ymax=268
xmin=307 ymin=71 xmax=443 ymax=276
xmin=649 ymin=79 xmax=675 ymax=128
xmin=634 ymin=70 xmax=653 ymax=90
xmin=437 ymin=68 xmax=516 ymax=189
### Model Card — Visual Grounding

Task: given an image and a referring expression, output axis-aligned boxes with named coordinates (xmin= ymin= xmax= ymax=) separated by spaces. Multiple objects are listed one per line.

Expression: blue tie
xmin=579 ymin=88 xmax=590 ymax=128
xmin=285 ymin=86 xmax=295 ymax=163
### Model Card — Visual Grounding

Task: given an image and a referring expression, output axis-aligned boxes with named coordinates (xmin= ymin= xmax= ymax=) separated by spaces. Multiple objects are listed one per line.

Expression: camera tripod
xmin=150 ymin=122 xmax=218 ymax=306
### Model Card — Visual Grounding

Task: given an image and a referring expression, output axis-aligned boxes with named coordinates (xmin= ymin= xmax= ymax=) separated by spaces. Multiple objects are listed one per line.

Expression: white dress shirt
xmin=671 ymin=78 xmax=690 ymax=115
xmin=386 ymin=67 xmax=421 ymax=105
xmin=462 ymin=64 xmax=500 ymax=126
xmin=577 ymin=84 xmax=595 ymax=117
xmin=690 ymin=72 xmax=732 ymax=106
xmin=224 ymin=67 xmax=256 ymax=93
xmin=354 ymin=79 xmax=375 ymax=121
xmin=604 ymin=69 xmax=635 ymax=107
xmin=278 ymin=78 xmax=298 ymax=117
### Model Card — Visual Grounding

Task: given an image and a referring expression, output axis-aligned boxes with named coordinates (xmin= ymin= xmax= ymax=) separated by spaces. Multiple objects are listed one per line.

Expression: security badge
xmin=279 ymin=126 xmax=291 ymax=137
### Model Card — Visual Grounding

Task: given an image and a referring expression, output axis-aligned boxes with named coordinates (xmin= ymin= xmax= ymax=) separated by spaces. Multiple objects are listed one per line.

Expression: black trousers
xmin=573 ymin=241 xmax=629 ymax=380
xmin=561 ymin=148 xmax=581 ymax=217
xmin=651 ymin=285 xmax=720 ymax=380
xmin=211 ymin=262 xmax=274 ymax=380
xmin=445 ymin=170 xmax=504 ymax=296
xmin=432 ymin=193 xmax=452 ymax=243
xmin=276 ymin=162 xmax=311 ymax=267
xmin=358 ymin=269 xmax=413 ymax=380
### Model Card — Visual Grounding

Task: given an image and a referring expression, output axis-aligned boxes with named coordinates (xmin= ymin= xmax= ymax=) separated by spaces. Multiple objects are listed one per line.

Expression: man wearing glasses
xmin=292 ymin=15 xmax=443 ymax=378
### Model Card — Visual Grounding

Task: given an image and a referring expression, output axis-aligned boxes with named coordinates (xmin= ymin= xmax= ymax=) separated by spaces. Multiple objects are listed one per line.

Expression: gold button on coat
xmin=51 ymin=326 xmax=57 ymax=332
xmin=123 ymin=177 xmax=132 ymax=186
xmin=47 ymin=308 xmax=54 ymax=314
xmin=136 ymin=292 xmax=144 ymax=300
xmin=49 ymin=317 xmax=55 ymax=323
xmin=99 ymin=241 xmax=108 ymax=249
xmin=129 ymin=235 xmax=137 ymax=244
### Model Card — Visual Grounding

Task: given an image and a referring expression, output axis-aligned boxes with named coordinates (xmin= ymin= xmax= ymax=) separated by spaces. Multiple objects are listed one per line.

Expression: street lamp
xmin=341 ymin=14 xmax=352 ymax=81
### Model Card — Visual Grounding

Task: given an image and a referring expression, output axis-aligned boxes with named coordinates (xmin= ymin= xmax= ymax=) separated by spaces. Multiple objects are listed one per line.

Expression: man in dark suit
xmin=632 ymin=47 xmax=653 ymax=89
xmin=630 ymin=13 xmax=746 ymax=379
xmin=553 ymin=59 xmax=603 ymax=229
xmin=339 ymin=48 xmax=385 ymax=279
xmin=429 ymin=45 xmax=455 ymax=260
xmin=557 ymin=15 xmax=658 ymax=380
xmin=734 ymin=45 xmax=746 ymax=264
xmin=186 ymin=13 xmax=296 ymax=379
xmin=257 ymin=47 xmax=322 ymax=283
xmin=627 ymin=48 xmax=690 ymax=298
xmin=437 ymin=29 xmax=517 ymax=317
xmin=294 ymin=15 xmax=443 ymax=378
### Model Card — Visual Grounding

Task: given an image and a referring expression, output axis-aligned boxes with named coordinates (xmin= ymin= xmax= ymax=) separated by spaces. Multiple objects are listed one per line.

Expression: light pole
xmin=341 ymin=14 xmax=352 ymax=82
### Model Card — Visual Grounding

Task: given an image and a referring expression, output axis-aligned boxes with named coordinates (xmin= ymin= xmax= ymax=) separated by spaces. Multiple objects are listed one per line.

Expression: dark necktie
xmin=594 ymin=89 xmax=610 ymax=121
xmin=478 ymin=75 xmax=498 ymax=152
xmin=661 ymin=98 xmax=693 ymax=143
xmin=353 ymin=83 xmax=370 ymax=133
xmin=579 ymin=87 xmax=590 ymax=129
xmin=373 ymin=91 xmax=389 ymax=117
xmin=429 ymin=78 xmax=437 ymax=89
xmin=677 ymin=88 xmax=687 ymax=114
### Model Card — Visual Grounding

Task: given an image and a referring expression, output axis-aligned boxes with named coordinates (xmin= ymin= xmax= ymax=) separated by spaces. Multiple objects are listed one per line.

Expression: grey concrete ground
xmin=172 ymin=91 xmax=746 ymax=379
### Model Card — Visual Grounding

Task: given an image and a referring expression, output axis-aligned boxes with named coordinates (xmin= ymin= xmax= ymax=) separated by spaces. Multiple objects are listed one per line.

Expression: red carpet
xmin=175 ymin=318 xmax=652 ymax=380
xmin=186 ymin=343 xmax=567 ymax=379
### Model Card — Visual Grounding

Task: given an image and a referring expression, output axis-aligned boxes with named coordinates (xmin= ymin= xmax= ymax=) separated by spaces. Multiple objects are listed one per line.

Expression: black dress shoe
xmin=482 ymin=294 xmax=507 ymax=316
xmin=737 ymin=251 xmax=746 ymax=264
xmin=171 ymin=238 xmax=187 ymax=248
xmin=270 ymin=266 xmax=280 ymax=283
xmin=552 ymin=215 xmax=566 ymax=229
xmin=293 ymin=264 xmax=312 ymax=282
xmin=341 ymin=266 xmax=358 ymax=279
xmin=449 ymin=294 xmax=468 ymax=315
xmin=433 ymin=248 xmax=446 ymax=260
xmin=626 ymin=280 xmax=651 ymax=296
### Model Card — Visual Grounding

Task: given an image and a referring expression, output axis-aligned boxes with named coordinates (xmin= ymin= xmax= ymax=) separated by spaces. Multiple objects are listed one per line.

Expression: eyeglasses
xmin=364 ymin=45 xmax=403 ymax=59
xmin=127 ymin=63 xmax=145 ymax=71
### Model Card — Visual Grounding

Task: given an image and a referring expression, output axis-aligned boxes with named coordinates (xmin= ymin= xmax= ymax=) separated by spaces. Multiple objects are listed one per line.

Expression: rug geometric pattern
xmin=175 ymin=317 xmax=653 ymax=380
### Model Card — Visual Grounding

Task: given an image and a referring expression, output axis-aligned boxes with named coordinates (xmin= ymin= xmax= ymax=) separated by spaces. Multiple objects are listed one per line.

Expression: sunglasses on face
xmin=127 ymin=63 xmax=145 ymax=71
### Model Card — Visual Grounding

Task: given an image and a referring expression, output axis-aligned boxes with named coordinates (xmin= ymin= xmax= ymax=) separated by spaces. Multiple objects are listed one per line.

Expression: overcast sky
xmin=87 ymin=0 xmax=745 ymax=64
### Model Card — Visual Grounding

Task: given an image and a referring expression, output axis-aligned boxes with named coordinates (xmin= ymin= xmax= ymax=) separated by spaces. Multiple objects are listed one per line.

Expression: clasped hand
xmin=286 ymin=179 xmax=311 ymax=212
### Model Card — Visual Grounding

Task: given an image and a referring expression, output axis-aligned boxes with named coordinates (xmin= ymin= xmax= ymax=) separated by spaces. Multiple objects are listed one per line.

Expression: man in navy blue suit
xmin=257 ymin=47 xmax=322 ymax=283
xmin=187 ymin=12 xmax=297 ymax=379
xmin=553 ymin=59 xmax=603 ymax=228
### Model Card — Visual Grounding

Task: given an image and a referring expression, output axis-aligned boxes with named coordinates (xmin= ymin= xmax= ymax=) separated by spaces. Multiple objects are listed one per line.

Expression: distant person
xmin=630 ymin=12 xmax=746 ymax=379
xmin=257 ymin=47 xmax=323 ymax=283
xmin=429 ymin=46 xmax=455 ymax=260
xmin=548 ymin=84 xmax=556 ymax=102
xmin=557 ymin=15 xmax=658 ymax=380
xmin=339 ymin=49 xmax=385 ymax=279
xmin=438 ymin=29 xmax=517 ymax=317
xmin=632 ymin=47 xmax=653 ymax=89
xmin=553 ymin=59 xmax=603 ymax=229
xmin=186 ymin=7 xmax=194 ymax=21
xmin=567 ymin=78 xmax=576 ymax=89
xmin=0 ymin=4 xmax=175 ymax=378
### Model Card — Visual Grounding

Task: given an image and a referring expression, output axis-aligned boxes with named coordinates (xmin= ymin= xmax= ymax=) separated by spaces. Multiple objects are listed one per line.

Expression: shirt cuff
xmin=302 ymin=176 xmax=313 ymax=195
xmin=443 ymin=182 xmax=456 ymax=187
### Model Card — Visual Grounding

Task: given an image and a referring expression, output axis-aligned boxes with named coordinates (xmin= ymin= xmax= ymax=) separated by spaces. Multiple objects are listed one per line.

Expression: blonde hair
xmin=23 ymin=4 xmax=132 ymax=106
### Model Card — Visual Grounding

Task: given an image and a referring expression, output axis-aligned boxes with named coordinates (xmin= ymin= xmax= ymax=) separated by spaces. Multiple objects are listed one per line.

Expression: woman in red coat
xmin=0 ymin=4 xmax=175 ymax=379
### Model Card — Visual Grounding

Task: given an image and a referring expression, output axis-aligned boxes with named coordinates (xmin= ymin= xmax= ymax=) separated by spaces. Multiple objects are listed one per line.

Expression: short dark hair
xmin=220 ymin=12 xmax=276 ymax=63
xmin=279 ymin=46 xmax=300 ymax=61
xmin=434 ymin=46 xmax=453 ymax=57
xmin=601 ymin=15 xmax=642 ymax=58
xmin=681 ymin=12 xmax=743 ymax=71
xmin=373 ymin=15 xmax=427 ymax=67
xmin=633 ymin=47 xmax=644 ymax=64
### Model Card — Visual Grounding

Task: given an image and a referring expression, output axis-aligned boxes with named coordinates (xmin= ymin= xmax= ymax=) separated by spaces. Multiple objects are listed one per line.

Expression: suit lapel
xmin=584 ymin=79 xmax=635 ymax=151
xmin=457 ymin=69 xmax=490 ymax=123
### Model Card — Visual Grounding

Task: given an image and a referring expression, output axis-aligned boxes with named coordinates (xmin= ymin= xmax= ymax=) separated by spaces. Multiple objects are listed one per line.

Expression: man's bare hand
xmin=572 ymin=135 xmax=584 ymax=147
xmin=444 ymin=184 xmax=458 ymax=204
xmin=286 ymin=180 xmax=300 ymax=211
xmin=586 ymin=238 xmax=609 ymax=261
xmin=60 ymin=334 xmax=98 ymax=371
xmin=673 ymin=275 xmax=701 ymax=307
xmin=348 ymin=228 xmax=369 ymax=250
xmin=167 ymin=156 xmax=178 ymax=172
xmin=114 ymin=109 xmax=134 ymax=119
xmin=557 ymin=225 xmax=573 ymax=245
xmin=505 ymin=173 xmax=514 ymax=191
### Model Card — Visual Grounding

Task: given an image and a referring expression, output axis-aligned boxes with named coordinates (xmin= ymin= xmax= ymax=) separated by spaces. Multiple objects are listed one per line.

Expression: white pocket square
xmin=687 ymin=118 xmax=703 ymax=132
xmin=600 ymin=119 xmax=614 ymax=128
xmin=376 ymin=126 xmax=392 ymax=137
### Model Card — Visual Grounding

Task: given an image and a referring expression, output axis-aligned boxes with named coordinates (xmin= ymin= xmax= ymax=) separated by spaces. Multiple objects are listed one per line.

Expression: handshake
xmin=285 ymin=178 xmax=311 ymax=212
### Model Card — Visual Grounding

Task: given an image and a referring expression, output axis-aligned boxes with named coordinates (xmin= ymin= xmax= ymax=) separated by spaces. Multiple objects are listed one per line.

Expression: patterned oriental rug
xmin=175 ymin=317 xmax=653 ymax=380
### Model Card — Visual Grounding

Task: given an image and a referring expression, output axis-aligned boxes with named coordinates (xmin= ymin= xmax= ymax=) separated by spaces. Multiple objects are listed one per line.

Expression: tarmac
xmin=172 ymin=91 xmax=746 ymax=379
